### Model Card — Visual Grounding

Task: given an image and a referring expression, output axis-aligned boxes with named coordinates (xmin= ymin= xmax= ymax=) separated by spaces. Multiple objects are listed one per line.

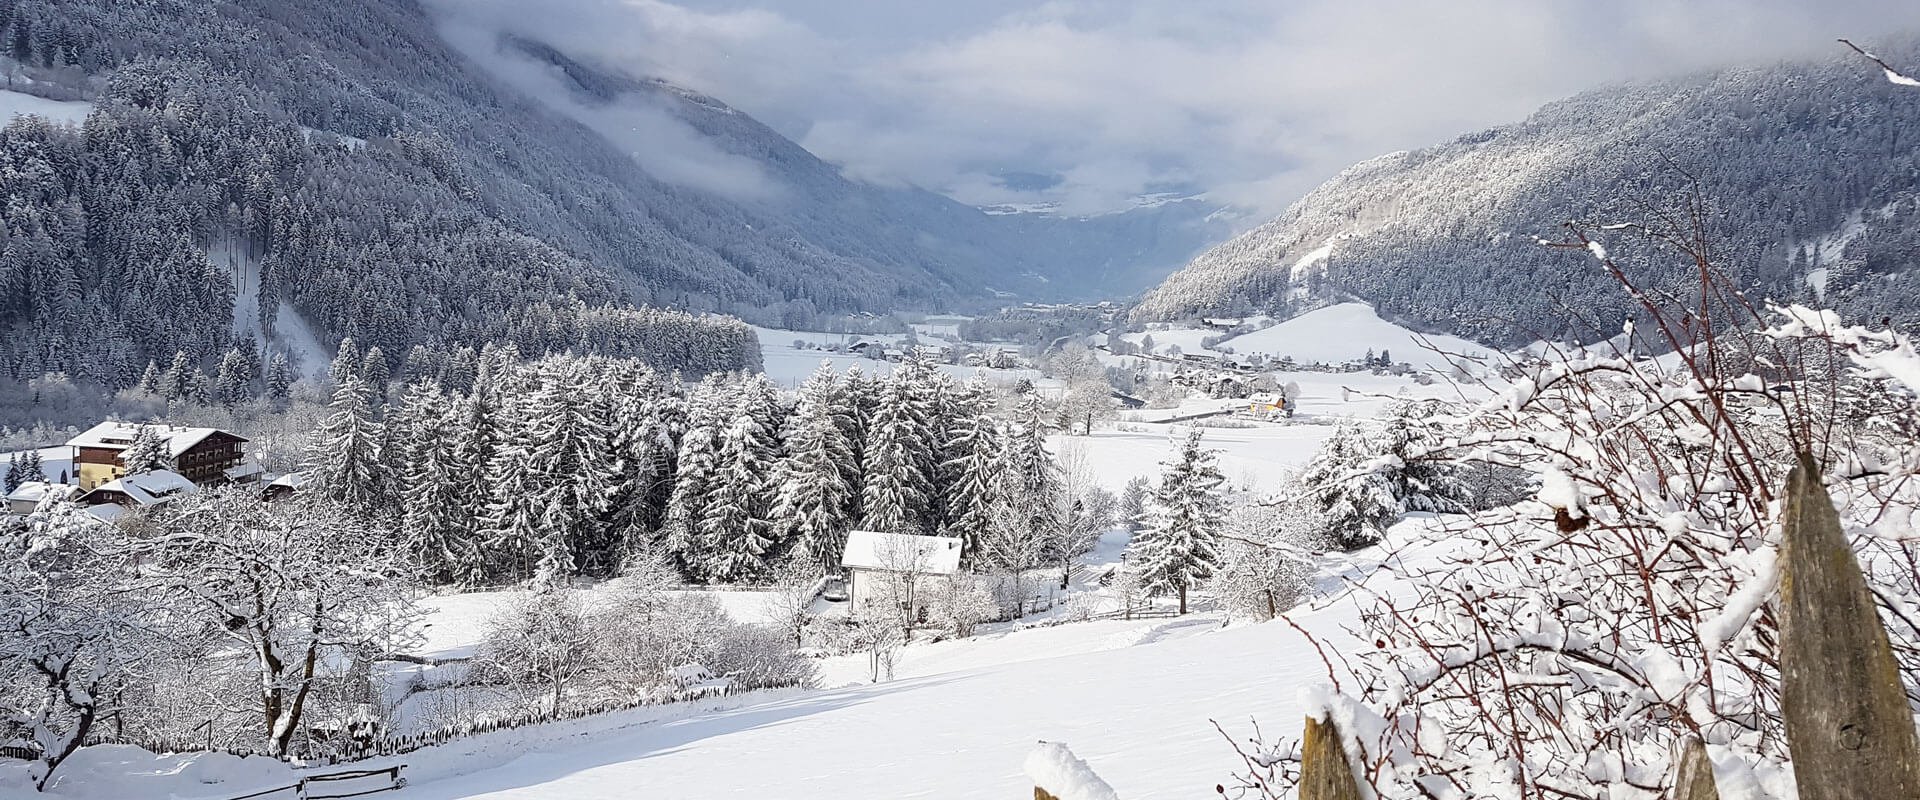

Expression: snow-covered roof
xmin=223 ymin=461 xmax=264 ymax=481
xmin=6 ymin=481 xmax=60 ymax=504
xmin=68 ymin=421 xmax=247 ymax=457
xmin=269 ymin=472 xmax=310 ymax=489
xmin=840 ymin=531 xmax=963 ymax=575
xmin=86 ymin=469 xmax=198 ymax=506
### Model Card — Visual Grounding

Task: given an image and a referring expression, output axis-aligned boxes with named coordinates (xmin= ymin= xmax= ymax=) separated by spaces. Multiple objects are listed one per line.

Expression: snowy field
xmin=0 ymin=89 xmax=91 ymax=127
xmin=365 ymin=536 xmax=1435 ymax=800
xmin=754 ymin=326 xmax=1044 ymax=388
xmin=1125 ymin=302 xmax=1497 ymax=371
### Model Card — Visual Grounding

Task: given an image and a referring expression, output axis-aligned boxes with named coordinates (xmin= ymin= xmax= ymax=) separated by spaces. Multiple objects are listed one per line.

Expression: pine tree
xmin=3 ymin=453 xmax=20 ymax=493
xmin=1297 ymin=420 xmax=1401 ymax=550
xmin=137 ymin=360 xmax=162 ymax=395
xmin=396 ymin=380 xmax=480 ymax=584
xmin=1003 ymin=392 xmax=1063 ymax=551
xmin=770 ymin=366 xmax=856 ymax=573
xmin=940 ymin=410 xmax=1007 ymax=565
xmin=306 ymin=375 xmax=386 ymax=512
xmin=16 ymin=448 xmax=43 ymax=486
xmin=159 ymin=350 xmax=192 ymax=400
xmin=118 ymin=425 xmax=173 ymax=475
xmin=329 ymin=337 xmax=361 ymax=387
xmin=214 ymin=348 xmax=251 ymax=407
xmin=1128 ymin=429 xmax=1225 ymax=614
xmin=264 ymin=352 xmax=293 ymax=401
xmin=361 ymin=346 xmax=390 ymax=404
xmin=859 ymin=375 xmax=932 ymax=534
xmin=661 ymin=424 xmax=721 ymax=580
xmin=702 ymin=413 xmax=777 ymax=582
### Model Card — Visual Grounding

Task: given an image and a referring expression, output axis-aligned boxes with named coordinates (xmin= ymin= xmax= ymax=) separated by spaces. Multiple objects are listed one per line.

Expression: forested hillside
xmin=0 ymin=0 xmax=1222 ymax=390
xmin=1137 ymin=38 xmax=1920 ymax=346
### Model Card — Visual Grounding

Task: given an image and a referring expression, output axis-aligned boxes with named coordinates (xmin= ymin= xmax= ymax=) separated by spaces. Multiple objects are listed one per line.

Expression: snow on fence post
xmin=1298 ymin=715 xmax=1362 ymax=800
xmin=1777 ymin=452 xmax=1920 ymax=799
xmin=1670 ymin=736 xmax=1719 ymax=800
xmin=1025 ymin=741 xmax=1118 ymax=800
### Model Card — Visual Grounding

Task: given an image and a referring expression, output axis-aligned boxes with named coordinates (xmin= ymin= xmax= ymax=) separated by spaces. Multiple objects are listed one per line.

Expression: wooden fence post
xmin=1299 ymin=715 xmax=1362 ymax=800
xmin=1671 ymin=736 xmax=1719 ymax=800
xmin=1777 ymin=452 xmax=1920 ymax=799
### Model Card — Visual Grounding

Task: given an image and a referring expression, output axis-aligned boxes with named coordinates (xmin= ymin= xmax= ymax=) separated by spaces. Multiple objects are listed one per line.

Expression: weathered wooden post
xmin=1670 ymin=736 xmax=1719 ymax=800
xmin=1777 ymin=452 xmax=1920 ymax=799
xmin=1299 ymin=715 xmax=1363 ymax=800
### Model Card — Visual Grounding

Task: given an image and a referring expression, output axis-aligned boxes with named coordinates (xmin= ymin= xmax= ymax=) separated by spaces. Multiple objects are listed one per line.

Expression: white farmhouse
xmin=840 ymin=530 xmax=963 ymax=623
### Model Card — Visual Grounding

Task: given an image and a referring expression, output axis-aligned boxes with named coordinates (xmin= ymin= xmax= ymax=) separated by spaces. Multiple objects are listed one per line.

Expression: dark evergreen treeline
xmin=0 ymin=55 xmax=757 ymax=385
xmin=308 ymin=348 xmax=1071 ymax=588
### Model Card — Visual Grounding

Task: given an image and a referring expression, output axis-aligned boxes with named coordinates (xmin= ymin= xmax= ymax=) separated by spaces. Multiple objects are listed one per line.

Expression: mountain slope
xmin=0 ymin=0 xmax=1224 ymax=387
xmin=1137 ymin=39 xmax=1920 ymax=346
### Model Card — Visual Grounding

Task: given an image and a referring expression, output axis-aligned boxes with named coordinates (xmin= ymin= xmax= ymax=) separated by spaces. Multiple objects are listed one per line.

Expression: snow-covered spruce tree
xmin=1219 ymin=218 xmax=1920 ymax=798
xmin=1121 ymin=473 xmax=1144 ymax=529
xmin=118 ymin=423 xmax=173 ymax=475
xmin=15 ymin=447 xmax=42 ymax=485
xmin=213 ymin=347 xmax=252 ymax=408
xmin=1374 ymin=397 xmax=1475 ymax=514
xmin=662 ymin=418 xmax=723 ymax=580
xmin=1001 ymin=391 xmax=1064 ymax=558
xmin=771 ymin=365 xmax=857 ymax=572
xmin=0 ymin=498 xmax=175 ymax=790
xmin=395 ymin=380 xmax=481 ymax=585
xmin=1128 ymin=428 xmax=1224 ymax=614
xmin=305 ymin=374 xmax=386 ymax=513
xmin=941 ymin=409 xmax=1009 ymax=565
xmin=859 ymin=373 xmax=934 ymax=534
xmin=139 ymin=488 xmax=417 ymax=759
xmin=701 ymin=412 xmax=778 ymax=583
xmin=1294 ymin=419 xmax=1399 ymax=550
xmin=263 ymin=352 xmax=293 ymax=403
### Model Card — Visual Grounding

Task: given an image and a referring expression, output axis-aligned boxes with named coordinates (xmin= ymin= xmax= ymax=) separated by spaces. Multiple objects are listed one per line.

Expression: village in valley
xmin=7 ymin=5 xmax=1920 ymax=799
xmin=0 ymin=298 xmax=1487 ymax=798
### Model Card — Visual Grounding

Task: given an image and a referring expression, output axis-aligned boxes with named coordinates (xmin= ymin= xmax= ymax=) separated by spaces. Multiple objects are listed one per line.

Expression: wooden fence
xmin=224 ymin=765 xmax=405 ymax=800
xmin=1030 ymin=454 xmax=1920 ymax=799
xmin=1285 ymin=453 xmax=1920 ymax=800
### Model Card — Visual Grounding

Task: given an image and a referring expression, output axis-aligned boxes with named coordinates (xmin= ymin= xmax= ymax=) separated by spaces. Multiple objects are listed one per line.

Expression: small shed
xmin=5 ymin=482 xmax=63 ymax=515
xmin=840 ymin=531 xmax=963 ymax=621
xmin=77 ymin=469 xmax=198 ymax=511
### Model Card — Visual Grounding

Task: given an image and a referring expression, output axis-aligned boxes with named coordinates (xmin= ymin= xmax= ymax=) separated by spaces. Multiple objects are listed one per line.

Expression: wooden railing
xmin=224 ymin=765 xmax=405 ymax=800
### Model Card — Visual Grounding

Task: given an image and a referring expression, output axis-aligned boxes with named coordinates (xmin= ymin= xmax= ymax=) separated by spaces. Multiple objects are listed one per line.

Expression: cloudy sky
xmin=431 ymin=0 xmax=1920 ymax=217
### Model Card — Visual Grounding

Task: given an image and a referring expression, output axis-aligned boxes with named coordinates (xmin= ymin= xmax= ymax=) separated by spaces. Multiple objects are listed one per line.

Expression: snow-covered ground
xmin=216 ymin=233 xmax=333 ymax=379
xmin=1125 ymin=302 xmax=1493 ymax=372
xmin=0 ymin=88 xmax=91 ymax=127
xmin=754 ymin=326 xmax=1044 ymax=388
xmin=367 ymin=535 xmax=1435 ymax=800
xmin=0 ymin=444 xmax=76 ymax=488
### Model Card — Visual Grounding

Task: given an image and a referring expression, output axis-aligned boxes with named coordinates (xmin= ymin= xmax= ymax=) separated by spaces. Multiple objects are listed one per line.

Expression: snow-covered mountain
xmin=1137 ymin=38 xmax=1920 ymax=346
xmin=0 ymin=0 xmax=1230 ymax=388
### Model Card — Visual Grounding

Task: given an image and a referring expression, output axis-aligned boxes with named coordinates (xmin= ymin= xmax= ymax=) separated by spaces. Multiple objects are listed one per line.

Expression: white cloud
xmin=426 ymin=0 xmax=1920 ymax=216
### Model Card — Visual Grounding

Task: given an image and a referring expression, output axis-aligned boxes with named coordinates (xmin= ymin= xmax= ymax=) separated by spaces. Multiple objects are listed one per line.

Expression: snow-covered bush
xmin=703 ymin=624 xmax=817 ymax=691
xmin=928 ymin=575 xmax=1000 ymax=638
xmin=469 ymin=590 xmax=598 ymax=717
xmin=1208 ymin=498 xmax=1319 ymax=623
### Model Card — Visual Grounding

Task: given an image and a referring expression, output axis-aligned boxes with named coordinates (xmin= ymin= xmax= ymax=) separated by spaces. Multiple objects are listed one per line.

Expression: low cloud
xmin=426 ymin=0 xmax=1920 ymax=217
